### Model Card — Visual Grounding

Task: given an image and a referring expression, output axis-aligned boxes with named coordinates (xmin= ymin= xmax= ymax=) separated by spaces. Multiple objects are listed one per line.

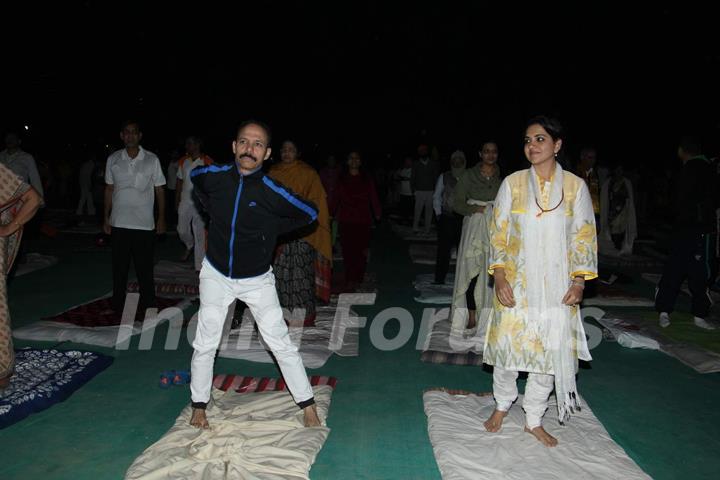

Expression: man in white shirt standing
xmin=175 ymin=136 xmax=213 ymax=272
xmin=0 ymin=132 xmax=44 ymax=198
xmin=104 ymin=120 xmax=167 ymax=313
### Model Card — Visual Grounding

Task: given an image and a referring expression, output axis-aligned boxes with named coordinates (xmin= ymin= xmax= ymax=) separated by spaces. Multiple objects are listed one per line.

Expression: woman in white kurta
xmin=483 ymin=116 xmax=598 ymax=447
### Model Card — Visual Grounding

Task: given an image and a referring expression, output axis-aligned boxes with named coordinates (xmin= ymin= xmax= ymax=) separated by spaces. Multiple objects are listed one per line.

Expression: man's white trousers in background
xmin=492 ymin=365 xmax=554 ymax=429
xmin=190 ymin=260 xmax=314 ymax=406
xmin=177 ymin=201 xmax=206 ymax=271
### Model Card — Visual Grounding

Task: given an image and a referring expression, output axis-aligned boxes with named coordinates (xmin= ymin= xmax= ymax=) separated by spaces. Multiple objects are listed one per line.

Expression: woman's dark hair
xmin=525 ymin=115 xmax=564 ymax=141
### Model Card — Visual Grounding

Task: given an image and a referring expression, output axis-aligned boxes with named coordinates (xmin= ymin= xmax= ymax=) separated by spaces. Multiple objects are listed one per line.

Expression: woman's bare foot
xmin=303 ymin=404 xmax=321 ymax=427
xmin=466 ymin=310 xmax=477 ymax=330
xmin=190 ymin=408 xmax=210 ymax=429
xmin=483 ymin=409 xmax=508 ymax=432
xmin=524 ymin=426 xmax=558 ymax=447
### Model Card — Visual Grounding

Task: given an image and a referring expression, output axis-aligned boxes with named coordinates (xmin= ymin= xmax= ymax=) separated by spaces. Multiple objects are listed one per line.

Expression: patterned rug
xmin=0 ymin=348 xmax=113 ymax=429
xmin=212 ymin=375 xmax=338 ymax=393
xmin=126 ymin=282 xmax=199 ymax=297
xmin=42 ymin=297 xmax=183 ymax=327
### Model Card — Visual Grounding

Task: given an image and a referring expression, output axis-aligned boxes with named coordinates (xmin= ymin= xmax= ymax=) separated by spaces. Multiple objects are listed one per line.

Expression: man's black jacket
xmin=191 ymin=163 xmax=318 ymax=278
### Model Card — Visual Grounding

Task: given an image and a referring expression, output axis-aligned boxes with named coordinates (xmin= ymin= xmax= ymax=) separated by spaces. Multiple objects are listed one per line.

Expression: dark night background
xmin=3 ymin=1 xmax=719 ymax=173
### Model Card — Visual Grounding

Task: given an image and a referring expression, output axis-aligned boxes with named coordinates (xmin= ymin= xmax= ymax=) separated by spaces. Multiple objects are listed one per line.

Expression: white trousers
xmin=76 ymin=188 xmax=95 ymax=215
xmin=190 ymin=260 xmax=314 ymax=406
xmin=493 ymin=366 xmax=554 ymax=429
xmin=413 ymin=190 xmax=434 ymax=232
xmin=177 ymin=201 xmax=206 ymax=271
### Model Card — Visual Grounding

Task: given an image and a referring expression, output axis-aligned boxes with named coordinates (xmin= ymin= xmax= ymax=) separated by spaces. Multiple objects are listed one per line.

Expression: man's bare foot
xmin=190 ymin=408 xmax=210 ymax=429
xmin=466 ymin=310 xmax=477 ymax=330
xmin=524 ymin=426 xmax=558 ymax=447
xmin=483 ymin=409 xmax=508 ymax=432
xmin=303 ymin=404 xmax=321 ymax=427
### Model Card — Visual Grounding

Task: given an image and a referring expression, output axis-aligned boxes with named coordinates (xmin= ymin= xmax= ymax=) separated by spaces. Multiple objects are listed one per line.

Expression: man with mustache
xmin=187 ymin=120 xmax=321 ymax=429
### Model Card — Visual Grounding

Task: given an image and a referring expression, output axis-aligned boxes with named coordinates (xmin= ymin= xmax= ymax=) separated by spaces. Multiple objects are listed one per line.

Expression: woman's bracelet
xmin=571 ymin=280 xmax=585 ymax=290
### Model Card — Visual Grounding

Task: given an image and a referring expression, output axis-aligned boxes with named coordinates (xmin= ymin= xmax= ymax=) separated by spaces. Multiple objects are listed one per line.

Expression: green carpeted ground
xmin=1 ymin=225 xmax=719 ymax=479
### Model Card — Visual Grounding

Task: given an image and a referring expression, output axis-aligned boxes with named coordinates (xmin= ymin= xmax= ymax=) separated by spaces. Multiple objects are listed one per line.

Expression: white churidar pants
xmin=492 ymin=365 xmax=555 ymax=429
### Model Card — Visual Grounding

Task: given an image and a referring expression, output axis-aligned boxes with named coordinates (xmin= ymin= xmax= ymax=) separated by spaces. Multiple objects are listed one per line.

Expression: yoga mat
xmin=424 ymin=390 xmax=650 ymax=479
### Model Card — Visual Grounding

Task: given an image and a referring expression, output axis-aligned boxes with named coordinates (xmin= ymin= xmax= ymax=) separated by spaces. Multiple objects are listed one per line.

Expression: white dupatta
xmin=524 ymin=163 xmax=589 ymax=424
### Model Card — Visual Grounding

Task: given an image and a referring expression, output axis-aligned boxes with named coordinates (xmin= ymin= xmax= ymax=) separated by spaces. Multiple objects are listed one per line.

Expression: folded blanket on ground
xmin=598 ymin=312 xmax=720 ymax=374
xmin=423 ymin=390 xmax=650 ymax=480
xmin=0 ymin=348 xmax=113 ymax=429
xmin=422 ymin=319 xmax=484 ymax=355
xmin=125 ymin=385 xmax=334 ymax=480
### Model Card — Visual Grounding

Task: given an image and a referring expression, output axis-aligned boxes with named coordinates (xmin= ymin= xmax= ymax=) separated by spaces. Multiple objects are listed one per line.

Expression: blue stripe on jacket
xmin=190 ymin=164 xmax=233 ymax=177
xmin=262 ymin=177 xmax=318 ymax=221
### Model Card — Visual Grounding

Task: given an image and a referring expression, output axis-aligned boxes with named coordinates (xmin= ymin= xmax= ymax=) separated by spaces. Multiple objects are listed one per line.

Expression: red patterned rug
xmin=212 ymin=375 xmax=338 ymax=393
xmin=42 ymin=297 xmax=183 ymax=327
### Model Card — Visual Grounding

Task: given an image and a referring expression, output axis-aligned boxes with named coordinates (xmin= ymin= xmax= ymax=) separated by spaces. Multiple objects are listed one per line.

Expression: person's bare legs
xmin=304 ymin=404 xmax=321 ymax=427
xmin=190 ymin=408 xmax=210 ymax=429
xmin=485 ymin=366 xmax=518 ymax=432
xmin=524 ymin=426 xmax=558 ymax=447
xmin=483 ymin=409 xmax=508 ymax=432
xmin=466 ymin=309 xmax=476 ymax=329
xmin=523 ymin=372 xmax=556 ymax=446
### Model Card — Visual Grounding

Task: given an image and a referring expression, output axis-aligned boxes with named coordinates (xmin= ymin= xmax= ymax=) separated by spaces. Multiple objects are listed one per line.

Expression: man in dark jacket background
xmin=656 ymin=136 xmax=717 ymax=330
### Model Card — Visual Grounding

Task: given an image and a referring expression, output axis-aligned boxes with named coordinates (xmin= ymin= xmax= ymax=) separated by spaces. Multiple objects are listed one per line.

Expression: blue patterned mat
xmin=0 ymin=348 xmax=113 ymax=429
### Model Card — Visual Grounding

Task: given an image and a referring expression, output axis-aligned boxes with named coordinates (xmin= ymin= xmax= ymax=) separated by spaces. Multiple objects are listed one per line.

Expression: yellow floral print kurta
xmin=484 ymin=166 xmax=597 ymax=374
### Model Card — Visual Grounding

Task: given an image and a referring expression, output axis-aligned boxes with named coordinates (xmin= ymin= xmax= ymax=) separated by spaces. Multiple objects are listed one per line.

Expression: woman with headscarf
xmin=0 ymin=163 xmax=43 ymax=388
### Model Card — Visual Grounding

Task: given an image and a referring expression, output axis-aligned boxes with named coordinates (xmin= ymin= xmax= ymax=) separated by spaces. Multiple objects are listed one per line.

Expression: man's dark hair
xmin=679 ymin=136 xmax=701 ymax=156
xmin=120 ymin=119 xmax=141 ymax=132
xmin=526 ymin=115 xmax=564 ymax=141
xmin=237 ymin=119 xmax=272 ymax=146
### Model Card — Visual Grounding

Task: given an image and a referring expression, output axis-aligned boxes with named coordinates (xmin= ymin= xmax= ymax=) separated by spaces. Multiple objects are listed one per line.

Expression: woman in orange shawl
xmin=269 ymin=141 xmax=332 ymax=325
xmin=0 ymin=163 xmax=43 ymax=388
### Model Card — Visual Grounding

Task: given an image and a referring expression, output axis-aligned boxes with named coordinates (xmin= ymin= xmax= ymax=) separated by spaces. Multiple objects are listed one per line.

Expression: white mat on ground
xmin=219 ymin=303 xmax=360 ymax=368
xmin=409 ymin=244 xmax=455 ymax=266
xmin=424 ymin=390 xmax=649 ymax=480
xmin=414 ymin=273 xmax=454 ymax=304
xmin=421 ymin=319 xmax=483 ymax=355
xmin=14 ymin=253 xmax=58 ymax=277
xmin=125 ymin=385 xmax=332 ymax=480
xmin=598 ymin=314 xmax=720 ymax=373
xmin=13 ymin=320 xmax=140 ymax=348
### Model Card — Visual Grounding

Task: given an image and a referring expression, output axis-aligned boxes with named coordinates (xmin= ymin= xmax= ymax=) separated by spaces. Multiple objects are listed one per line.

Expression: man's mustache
xmin=239 ymin=154 xmax=257 ymax=162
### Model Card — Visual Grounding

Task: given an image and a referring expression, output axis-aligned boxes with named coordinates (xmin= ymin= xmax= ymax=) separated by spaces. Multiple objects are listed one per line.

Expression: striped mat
xmin=212 ymin=375 xmax=338 ymax=393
